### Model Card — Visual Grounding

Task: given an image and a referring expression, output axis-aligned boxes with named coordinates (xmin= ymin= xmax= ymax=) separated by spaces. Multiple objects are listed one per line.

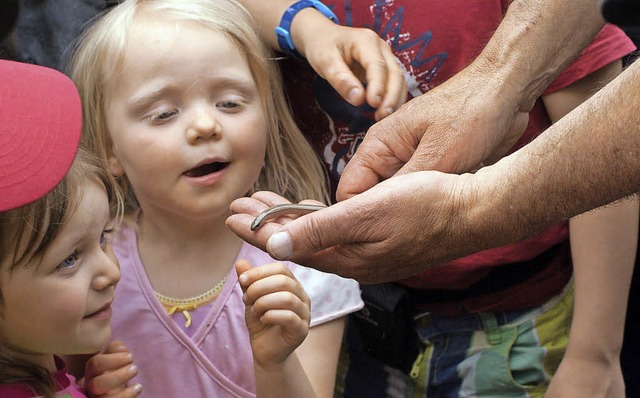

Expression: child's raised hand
xmin=236 ymin=259 xmax=311 ymax=368
xmin=293 ymin=12 xmax=407 ymax=121
xmin=84 ymin=340 xmax=142 ymax=397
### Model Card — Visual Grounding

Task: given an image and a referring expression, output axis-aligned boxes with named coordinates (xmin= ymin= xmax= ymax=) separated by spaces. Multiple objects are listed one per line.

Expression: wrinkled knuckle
xmin=299 ymin=216 xmax=326 ymax=252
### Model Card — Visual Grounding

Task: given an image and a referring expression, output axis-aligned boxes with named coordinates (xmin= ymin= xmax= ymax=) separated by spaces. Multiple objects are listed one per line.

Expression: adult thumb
xmin=265 ymin=202 xmax=356 ymax=260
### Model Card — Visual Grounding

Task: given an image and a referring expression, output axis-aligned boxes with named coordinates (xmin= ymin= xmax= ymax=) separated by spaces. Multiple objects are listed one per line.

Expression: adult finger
xmin=336 ymin=112 xmax=414 ymax=200
xmin=264 ymin=197 xmax=378 ymax=262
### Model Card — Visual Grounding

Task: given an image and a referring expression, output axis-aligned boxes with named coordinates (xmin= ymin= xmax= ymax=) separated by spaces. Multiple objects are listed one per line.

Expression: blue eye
xmin=57 ymin=250 xmax=80 ymax=270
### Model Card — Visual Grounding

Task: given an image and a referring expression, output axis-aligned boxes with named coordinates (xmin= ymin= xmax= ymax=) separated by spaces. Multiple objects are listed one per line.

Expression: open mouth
xmin=184 ymin=162 xmax=229 ymax=177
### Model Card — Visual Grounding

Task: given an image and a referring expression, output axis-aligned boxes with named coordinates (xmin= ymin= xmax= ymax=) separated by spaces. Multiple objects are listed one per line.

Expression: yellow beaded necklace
xmin=155 ymin=276 xmax=227 ymax=328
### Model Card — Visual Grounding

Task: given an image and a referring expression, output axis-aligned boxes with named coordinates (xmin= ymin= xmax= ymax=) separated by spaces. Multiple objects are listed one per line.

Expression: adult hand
xmin=227 ymin=171 xmax=485 ymax=283
xmin=336 ymin=62 xmax=529 ymax=200
xmin=293 ymin=13 xmax=407 ymax=121
xmin=84 ymin=340 xmax=142 ymax=397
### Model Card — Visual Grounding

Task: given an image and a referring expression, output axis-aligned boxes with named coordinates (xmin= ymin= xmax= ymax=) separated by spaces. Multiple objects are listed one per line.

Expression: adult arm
xmin=337 ymin=0 xmax=607 ymax=199
xmin=238 ymin=0 xmax=406 ymax=120
xmin=227 ymin=59 xmax=640 ymax=282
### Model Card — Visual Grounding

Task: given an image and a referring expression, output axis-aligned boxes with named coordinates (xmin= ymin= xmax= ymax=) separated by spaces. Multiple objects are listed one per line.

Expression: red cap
xmin=0 ymin=60 xmax=82 ymax=211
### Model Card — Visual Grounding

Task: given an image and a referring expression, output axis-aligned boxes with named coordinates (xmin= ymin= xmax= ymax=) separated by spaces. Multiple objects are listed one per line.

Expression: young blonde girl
xmin=69 ymin=0 xmax=363 ymax=396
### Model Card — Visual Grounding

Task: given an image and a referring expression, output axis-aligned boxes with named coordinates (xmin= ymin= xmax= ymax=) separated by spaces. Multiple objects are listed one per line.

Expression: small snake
xmin=250 ymin=203 xmax=326 ymax=231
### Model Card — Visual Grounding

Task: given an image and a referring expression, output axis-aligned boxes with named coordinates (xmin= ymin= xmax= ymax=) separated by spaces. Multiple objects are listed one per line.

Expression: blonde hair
xmin=0 ymin=146 xmax=122 ymax=398
xmin=69 ymin=0 xmax=329 ymax=213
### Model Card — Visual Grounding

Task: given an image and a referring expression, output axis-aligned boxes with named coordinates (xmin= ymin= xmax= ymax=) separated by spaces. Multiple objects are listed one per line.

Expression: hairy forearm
xmin=475 ymin=0 xmax=605 ymax=112
xmin=470 ymin=59 xmax=640 ymax=249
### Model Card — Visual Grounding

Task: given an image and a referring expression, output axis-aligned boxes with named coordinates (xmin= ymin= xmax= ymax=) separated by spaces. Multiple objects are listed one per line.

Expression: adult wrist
xmin=468 ymin=48 xmax=539 ymax=114
xmin=473 ymin=0 xmax=606 ymax=113
xmin=468 ymin=157 xmax=533 ymax=248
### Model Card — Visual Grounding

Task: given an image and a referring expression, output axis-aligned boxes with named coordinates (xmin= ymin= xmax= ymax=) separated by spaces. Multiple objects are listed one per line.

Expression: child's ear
xmin=108 ymin=154 xmax=125 ymax=177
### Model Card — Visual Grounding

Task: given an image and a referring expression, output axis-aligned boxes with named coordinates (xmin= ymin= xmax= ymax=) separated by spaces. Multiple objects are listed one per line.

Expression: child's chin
xmin=79 ymin=332 xmax=112 ymax=353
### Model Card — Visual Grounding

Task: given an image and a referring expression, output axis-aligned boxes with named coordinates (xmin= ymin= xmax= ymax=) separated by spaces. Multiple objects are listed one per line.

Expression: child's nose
xmin=92 ymin=249 xmax=121 ymax=291
xmin=186 ymin=107 xmax=221 ymax=143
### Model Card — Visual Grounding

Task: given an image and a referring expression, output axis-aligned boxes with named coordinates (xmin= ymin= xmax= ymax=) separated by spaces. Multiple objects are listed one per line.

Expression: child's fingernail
xmin=267 ymin=232 xmax=292 ymax=260
xmin=128 ymin=364 xmax=138 ymax=375
xmin=132 ymin=383 xmax=143 ymax=394
xmin=239 ymin=274 xmax=248 ymax=285
xmin=385 ymin=107 xmax=395 ymax=115
xmin=347 ymin=88 xmax=361 ymax=104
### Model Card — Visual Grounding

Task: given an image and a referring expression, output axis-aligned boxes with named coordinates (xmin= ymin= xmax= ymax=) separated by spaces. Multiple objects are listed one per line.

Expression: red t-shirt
xmin=279 ymin=0 xmax=635 ymax=314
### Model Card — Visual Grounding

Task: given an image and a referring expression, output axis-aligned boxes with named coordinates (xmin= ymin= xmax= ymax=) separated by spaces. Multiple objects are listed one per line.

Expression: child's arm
xmin=547 ymin=199 xmax=636 ymax=398
xmin=236 ymin=259 xmax=344 ymax=398
xmin=541 ymin=59 xmax=637 ymax=398
xmin=83 ymin=340 xmax=143 ymax=398
xmin=238 ymin=0 xmax=407 ymax=121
